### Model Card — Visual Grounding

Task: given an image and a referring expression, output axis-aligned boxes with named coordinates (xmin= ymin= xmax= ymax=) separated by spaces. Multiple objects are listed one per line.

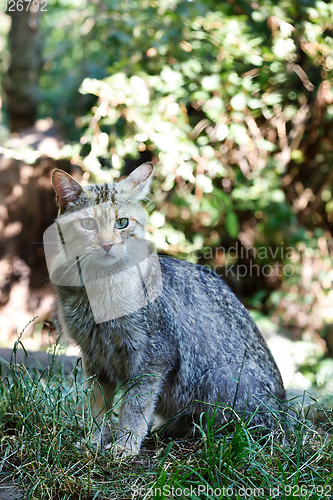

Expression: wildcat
xmin=50 ymin=162 xmax=286 ymax=455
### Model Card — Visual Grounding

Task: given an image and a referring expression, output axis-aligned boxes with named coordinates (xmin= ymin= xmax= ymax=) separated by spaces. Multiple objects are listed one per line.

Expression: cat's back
xmin=157 ymin=257 xmax=282 ymax=382
xmin=159 ymin=256 xmax=257 ymax=335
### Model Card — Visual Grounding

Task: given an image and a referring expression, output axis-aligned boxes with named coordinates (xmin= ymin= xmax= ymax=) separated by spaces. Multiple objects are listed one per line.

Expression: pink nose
xmin=101 ymin=241 xmax=113 ymax=253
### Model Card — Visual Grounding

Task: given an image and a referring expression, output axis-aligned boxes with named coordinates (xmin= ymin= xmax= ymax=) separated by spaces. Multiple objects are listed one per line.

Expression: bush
xmin=33 ymin=0 xmax=333 ymax=334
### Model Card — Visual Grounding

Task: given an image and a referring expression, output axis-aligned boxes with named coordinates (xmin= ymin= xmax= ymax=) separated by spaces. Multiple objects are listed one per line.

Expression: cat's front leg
xmin=114 ymin=375 xmax=162 ymax=456
xmin=85 ymin=375 xmax=116 ymax=447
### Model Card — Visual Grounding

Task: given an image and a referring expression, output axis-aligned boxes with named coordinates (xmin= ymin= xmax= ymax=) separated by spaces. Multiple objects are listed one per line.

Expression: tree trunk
xmin=0 ymin=120 xmax=77 ymax=345
xmin=5 ymin=4 xmax=41 ymax=132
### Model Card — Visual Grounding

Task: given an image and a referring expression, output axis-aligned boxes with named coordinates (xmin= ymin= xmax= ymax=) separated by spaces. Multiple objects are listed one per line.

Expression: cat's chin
xmin=95 ymin=254 xmax=122 ymax=267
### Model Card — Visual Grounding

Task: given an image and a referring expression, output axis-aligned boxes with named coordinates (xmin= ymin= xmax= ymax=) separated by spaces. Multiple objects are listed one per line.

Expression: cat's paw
xmin=105 ymin=441 xmax=139 ymax=458
xmin=89 ymin=423 xmax=113 ymax=449
xmin=106 ymin=428 xmax=141 ymax=457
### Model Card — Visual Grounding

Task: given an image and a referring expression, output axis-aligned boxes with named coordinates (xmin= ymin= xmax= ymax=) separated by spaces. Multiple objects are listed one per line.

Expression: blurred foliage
xmin=2 ymin=0 xmax=333 ymax=340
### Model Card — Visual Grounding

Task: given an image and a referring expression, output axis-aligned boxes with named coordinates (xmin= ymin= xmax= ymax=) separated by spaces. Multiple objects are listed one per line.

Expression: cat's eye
xmin=81 ymin=218 xmax=97 ymax=230
xmin=116 ymin=218 xmax=129 ymax=229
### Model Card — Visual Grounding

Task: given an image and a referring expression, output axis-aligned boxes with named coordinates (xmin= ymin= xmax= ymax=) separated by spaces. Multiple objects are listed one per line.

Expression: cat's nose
xmin=100 ymin=241 xmax=114 ymax=253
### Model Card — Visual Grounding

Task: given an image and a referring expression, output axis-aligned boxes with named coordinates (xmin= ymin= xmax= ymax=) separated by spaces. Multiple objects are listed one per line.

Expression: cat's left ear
xmin=52 ymin=169 xmax=83 ymax=212
xmin=119 ymin=162 xmax=154 ymax=201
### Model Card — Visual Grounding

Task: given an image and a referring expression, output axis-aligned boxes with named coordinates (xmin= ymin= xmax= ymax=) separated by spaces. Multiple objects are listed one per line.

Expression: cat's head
xmin=51 ymin=163 xmax=153 ymax=269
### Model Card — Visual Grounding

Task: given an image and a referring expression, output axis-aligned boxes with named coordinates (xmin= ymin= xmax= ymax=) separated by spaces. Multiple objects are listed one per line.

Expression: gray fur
xmin=51 ymin=164 xmax=286 ymax=455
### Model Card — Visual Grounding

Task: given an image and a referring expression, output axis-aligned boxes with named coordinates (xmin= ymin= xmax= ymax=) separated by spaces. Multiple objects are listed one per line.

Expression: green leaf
xmin=255 ymin=139 xmax=276 ymax=152
xmin=225 ymin=211 xmax=239 ymax=239
xmin=230 ymin=93 xmax=247 ymax=111
xmin=201 ymin=74 xmax=220 ymax=91
xmin=215 ymin=123 xmax=229 ymax=141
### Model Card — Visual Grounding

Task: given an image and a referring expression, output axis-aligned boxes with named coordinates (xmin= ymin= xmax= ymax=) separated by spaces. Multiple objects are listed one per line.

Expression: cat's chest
xmin=57 ymin=290 xmax=149 ymax=380
xmin=84 ymin=323 xmax=144 ymax=382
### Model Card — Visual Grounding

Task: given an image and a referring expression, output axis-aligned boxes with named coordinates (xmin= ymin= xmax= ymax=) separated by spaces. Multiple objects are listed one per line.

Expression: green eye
xmin=116 ymin=218 xmax=129 ymax=229
xmin=81 ymin=218 xmax=97 ymax=230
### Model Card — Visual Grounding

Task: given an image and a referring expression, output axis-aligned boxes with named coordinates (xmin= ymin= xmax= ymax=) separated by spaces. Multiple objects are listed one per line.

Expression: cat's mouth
xmin=97 ymin=252 xmax=123 ymax=267
xmin=99 ymin=253 xmax=116 ymax=260
xmin=102 ymin=253 xmax=117 ymax=261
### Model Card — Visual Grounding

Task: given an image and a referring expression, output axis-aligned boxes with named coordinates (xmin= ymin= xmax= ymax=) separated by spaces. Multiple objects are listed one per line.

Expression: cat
xmin=49 ymin=162 xmax=286 ymax=456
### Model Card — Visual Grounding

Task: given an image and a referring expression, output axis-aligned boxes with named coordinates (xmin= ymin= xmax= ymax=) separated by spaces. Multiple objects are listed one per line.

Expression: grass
xmin=0 ymin=329 xmax=332 ymax=499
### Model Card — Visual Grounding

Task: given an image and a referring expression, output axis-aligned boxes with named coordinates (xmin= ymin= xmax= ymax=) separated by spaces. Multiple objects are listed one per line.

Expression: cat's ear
xmin=119 ymin=162 xmax=154 ymax=201
xmin=52 ymin=169 xmax=83 ymax=211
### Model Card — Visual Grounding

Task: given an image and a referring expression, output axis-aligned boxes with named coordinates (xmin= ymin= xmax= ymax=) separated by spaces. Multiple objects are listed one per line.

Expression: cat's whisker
xmin=55 ymin=253 xmax=91 ymax=284
xmin=30 ymin=241 xmax=60 ymax=244
xmin=78 ymin=254 xmax=93 ymax=276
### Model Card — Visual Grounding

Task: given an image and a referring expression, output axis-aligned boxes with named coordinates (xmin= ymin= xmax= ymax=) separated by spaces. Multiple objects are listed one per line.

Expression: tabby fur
xmin=51 ymin=163 xmax=286 ymax=455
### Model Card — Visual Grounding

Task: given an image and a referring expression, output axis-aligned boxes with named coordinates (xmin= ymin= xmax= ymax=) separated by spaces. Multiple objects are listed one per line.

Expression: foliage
xmin=3 ymin=0 xmax=333 ymax=335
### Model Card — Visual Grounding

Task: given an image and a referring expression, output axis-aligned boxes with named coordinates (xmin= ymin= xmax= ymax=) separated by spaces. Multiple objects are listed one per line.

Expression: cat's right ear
xmin=52 ymin=169 xmax=83 ymax=211
xmin=119 ymin=162 xmax=154 ymax=201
